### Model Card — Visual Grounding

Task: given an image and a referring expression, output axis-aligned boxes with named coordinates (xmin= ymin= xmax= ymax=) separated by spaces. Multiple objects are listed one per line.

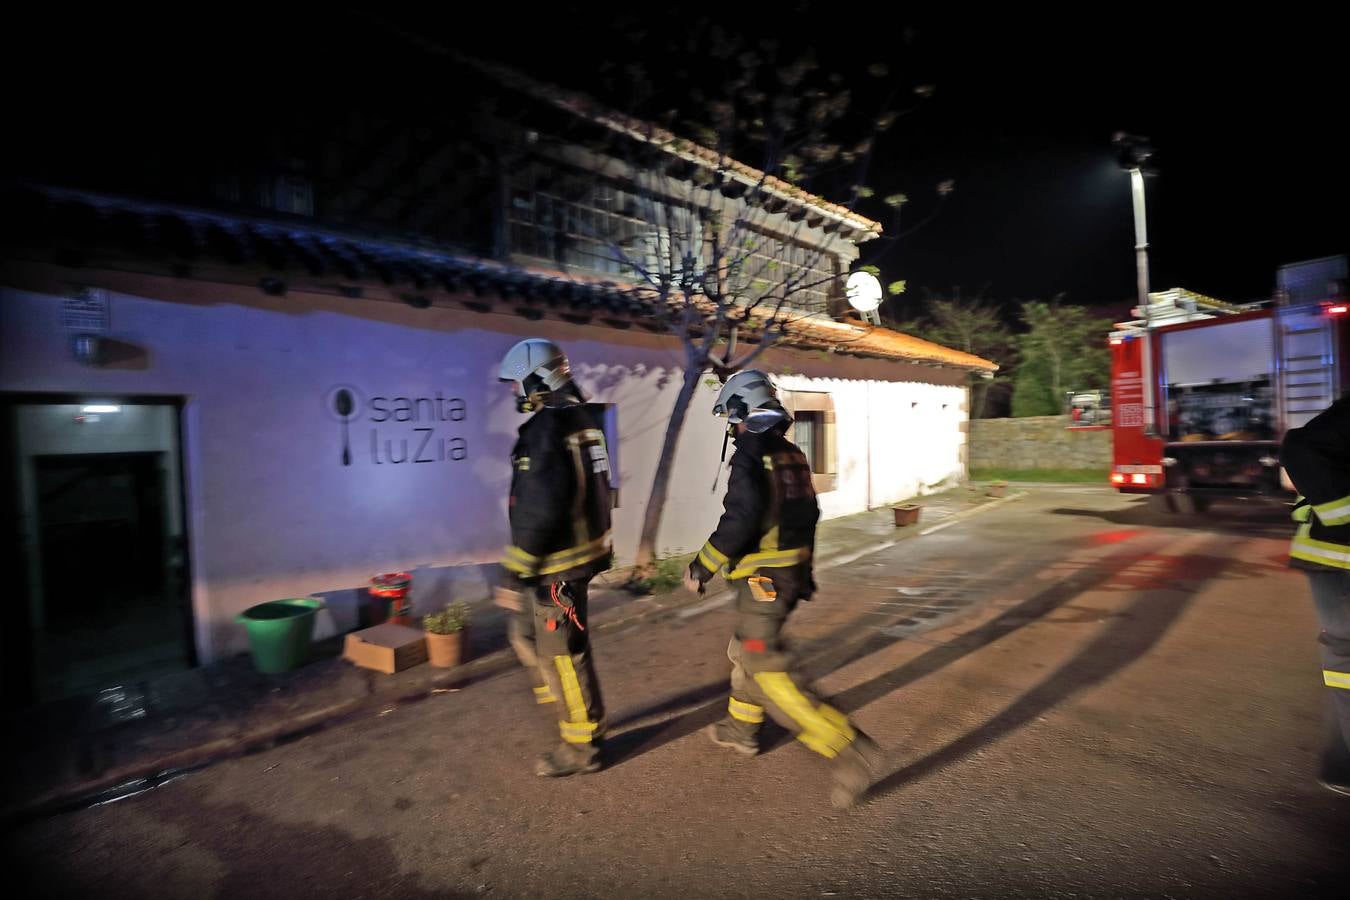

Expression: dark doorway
xmin=5 ymin=399 xmax=192 ymax=702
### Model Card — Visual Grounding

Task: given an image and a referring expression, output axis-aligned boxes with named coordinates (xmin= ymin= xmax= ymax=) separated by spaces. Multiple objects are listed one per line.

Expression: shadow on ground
xmin=864 ymin=542 xmax=1234 ymax=800
xmin=605 ymin=535 xmax=1205 ymax=770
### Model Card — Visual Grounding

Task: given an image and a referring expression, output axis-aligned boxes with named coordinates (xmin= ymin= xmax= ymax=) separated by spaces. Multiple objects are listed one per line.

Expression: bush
xmin=637 ymin=556 xmax=689 ymax=593
xmin=423 ymin=602 xmax=471 ymax=634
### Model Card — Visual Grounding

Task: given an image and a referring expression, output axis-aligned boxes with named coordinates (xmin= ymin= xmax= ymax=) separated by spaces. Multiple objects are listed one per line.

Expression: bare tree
xmin=356 ymin=11 xmax=946 ymax=578
xmin=906 ymin=289 xmax=1017 ymax=419
xmin=498 ymin=26 xmax=946 ymax=577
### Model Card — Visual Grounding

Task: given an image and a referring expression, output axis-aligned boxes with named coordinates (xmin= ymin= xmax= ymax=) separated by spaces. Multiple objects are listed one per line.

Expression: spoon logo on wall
xmin=324 ymin=385 xmax=468 ymax=467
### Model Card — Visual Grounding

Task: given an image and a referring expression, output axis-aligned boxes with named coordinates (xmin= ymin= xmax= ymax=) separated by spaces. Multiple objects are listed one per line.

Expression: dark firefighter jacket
xmin=1282 ymin=396 xmax=1350 ymax=572
xmin=500 ymin=401 xmax=614 ymax=585
xmin=689 ymin=427 xmax=821 ymax=584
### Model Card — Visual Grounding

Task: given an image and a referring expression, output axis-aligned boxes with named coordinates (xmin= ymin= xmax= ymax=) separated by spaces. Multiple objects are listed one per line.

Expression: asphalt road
xmin=10 ymin=487 xmax=1348 ymax=898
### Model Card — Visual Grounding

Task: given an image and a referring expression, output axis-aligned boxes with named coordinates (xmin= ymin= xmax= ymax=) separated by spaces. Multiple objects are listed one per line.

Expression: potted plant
xmin=892 ymin=504 xmax=922 ymax=527
xmin=987 ymin=480 xmax=1009 ymax=498
xmin=423 ymin=601 xmax=471 ymax=668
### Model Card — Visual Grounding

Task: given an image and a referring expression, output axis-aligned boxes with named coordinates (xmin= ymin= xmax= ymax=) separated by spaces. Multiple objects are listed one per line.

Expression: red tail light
xmin=1113 ymin=470 xmax=1160 ymax=487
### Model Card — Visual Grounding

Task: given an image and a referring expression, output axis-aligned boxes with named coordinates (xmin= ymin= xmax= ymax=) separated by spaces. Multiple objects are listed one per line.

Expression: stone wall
xmin=968 ymin=415 xmax=1111 ymax=471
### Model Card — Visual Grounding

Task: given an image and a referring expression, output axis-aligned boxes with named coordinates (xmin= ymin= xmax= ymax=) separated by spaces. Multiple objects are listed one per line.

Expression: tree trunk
xmin=973 ymin=376 xmax=989 ymax=419
xmin=1050 ymin=352 xmax=1062 ymax=412
xmin=632 ymin=364 xmax=704 ymax=577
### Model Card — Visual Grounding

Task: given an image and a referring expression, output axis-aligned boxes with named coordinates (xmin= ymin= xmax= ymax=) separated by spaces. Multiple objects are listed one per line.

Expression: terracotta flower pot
xmin=425 ymin=628 xmax=470 ymax=668
xmin=892 ymin=504 xmax=922 ymax=527
xmin=987 ymin=482 xmax=1008 ymax=498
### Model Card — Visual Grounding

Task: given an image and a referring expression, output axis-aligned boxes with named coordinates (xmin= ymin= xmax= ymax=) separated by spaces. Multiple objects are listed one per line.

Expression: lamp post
xmin=1114 ymin=132 xmax=1158 ymax=434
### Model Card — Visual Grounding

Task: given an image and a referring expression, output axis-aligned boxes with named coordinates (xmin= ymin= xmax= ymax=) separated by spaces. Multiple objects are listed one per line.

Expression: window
xmin=727 ymin=230 xmax=838 ymax=315
xmin=212 ymin=171 xmax=314 ymax=217
xmin=781 ymin=391 xmax=836 ymax=492
xmin=508 ymin=162 xmax=702 ymax=281
xmin=795 ymin=411 xmax=824 ymax=472
xmin=506 ymin=160 xmax=836 ymax=308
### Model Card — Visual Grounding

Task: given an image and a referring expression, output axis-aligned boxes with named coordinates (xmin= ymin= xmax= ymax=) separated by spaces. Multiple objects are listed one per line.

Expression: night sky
xmin=446 ymin=6 xmax=1348 ymax=316
xmin=10 ymin=6 xmax=1345 ymax=319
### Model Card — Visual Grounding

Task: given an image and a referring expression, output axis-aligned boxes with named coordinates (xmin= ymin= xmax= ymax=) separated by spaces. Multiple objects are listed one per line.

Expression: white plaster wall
xmin=773 ymin=375 xmax=967 ymax=517
xmin=2 ymin=278 xmax=969 ymax=660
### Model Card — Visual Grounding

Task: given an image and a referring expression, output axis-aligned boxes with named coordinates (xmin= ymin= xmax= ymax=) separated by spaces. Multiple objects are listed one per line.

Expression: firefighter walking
xmin=684 ymin=370 xmax=880 ymax=808
xmin=494 ymin=338 xmax=614 ymax=777
xmin=1281 ymin=395 xmax=1350 ymax=796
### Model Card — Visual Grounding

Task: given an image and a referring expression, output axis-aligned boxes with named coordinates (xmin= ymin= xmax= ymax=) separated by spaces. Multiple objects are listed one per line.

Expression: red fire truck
xmin=1109 ymin=257 xmax=1349 ymax=513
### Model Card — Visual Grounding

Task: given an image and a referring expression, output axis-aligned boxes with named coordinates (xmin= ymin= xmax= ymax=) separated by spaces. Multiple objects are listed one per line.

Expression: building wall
xmin=968 ymin=416 xmax=1111 ymax=471
xmin=2 ymin=271 xmax=967 ymax=661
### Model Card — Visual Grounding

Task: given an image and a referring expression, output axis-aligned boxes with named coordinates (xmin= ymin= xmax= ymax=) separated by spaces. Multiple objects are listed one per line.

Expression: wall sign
xmin=61 ymin=288 xmax=110 ymax=333
xmin=326 ymin=385 xmax=468 ymax=467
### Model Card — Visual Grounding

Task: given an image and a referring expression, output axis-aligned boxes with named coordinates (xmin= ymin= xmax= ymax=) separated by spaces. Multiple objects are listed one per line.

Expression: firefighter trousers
xmin=507 ymin=578 xmax=605 ymax=755
xmin=719 ymin=570 xmax=859 ymax=759
xmin=1307 ymin=568 xmax=1350 ymax=780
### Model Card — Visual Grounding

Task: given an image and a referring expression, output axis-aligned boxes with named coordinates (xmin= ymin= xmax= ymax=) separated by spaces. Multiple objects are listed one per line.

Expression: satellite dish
xmin=846 ymin=271 xmax=883 ymax=324
xmin=846 ymin=271 xmax=882 ymax=312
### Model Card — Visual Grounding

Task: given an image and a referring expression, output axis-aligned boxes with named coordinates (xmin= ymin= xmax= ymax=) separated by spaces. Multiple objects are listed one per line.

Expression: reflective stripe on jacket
xmin=691 ymin=429 xmax=819 ymax=583
xmin=501 ymin=402 xmax=613 ymax=584
xmin=1282 ymin=397 xmax=1350 ymax=572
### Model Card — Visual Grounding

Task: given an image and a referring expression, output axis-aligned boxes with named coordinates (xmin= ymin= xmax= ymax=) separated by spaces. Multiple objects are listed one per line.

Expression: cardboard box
xmin=343 ymin=623 xmax=428 ymax=674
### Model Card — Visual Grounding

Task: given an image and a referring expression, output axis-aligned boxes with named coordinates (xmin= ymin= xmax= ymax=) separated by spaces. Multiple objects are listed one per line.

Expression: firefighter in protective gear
xmin=495 ymin=338 xmax=613 ymax=777
xmin=1282 ymin=395 xmax=1350 ymax=796
xmin=685 ymin=369 xmax=881 ymax=808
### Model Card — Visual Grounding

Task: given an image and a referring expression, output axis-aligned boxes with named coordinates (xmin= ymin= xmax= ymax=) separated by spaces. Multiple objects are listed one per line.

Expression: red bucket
xmin=370 ymin=572 xmax=413 ymax=626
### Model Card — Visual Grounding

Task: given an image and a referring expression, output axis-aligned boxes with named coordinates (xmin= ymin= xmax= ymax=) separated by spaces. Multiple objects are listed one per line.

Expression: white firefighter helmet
xmin=498 ymin=338 xmax=574 ymax=412
xmin=711 ymin=369 xmax=791 ymax=433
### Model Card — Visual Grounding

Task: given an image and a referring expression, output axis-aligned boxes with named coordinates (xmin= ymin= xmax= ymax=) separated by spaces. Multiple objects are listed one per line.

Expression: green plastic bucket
xmin=236 ymin=598 xmax=324 ymax=674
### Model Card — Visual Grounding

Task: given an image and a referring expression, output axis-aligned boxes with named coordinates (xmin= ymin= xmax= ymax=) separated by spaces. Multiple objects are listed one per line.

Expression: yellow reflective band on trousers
xmin=1325 ymin=670 xmax=1350 ymax=690
xmin=533 ymin=685 xmax=557 ymax=704
xmin=753 ymin=671 xmax=855 ymax=758
xmin=1313 ymin=493 xmax=1350 ymax=527
xmin=538 ymin=532 xmax=612 ymax=576
xmin=560 ymin=721 xmax=599 ymax=743
xmin=1290 ymin=523 xmax=1350 ymax=570
xmin=728 ymin=696 xmax=765 ymax=724
xmin=553 ymin=656 xmax=599 ymax=743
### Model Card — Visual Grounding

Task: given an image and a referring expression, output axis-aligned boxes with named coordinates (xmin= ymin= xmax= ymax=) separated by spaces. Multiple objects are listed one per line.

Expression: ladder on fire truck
xmin=1277 ymin=305 xmax=1339 ymax=431
xmin=1275 ymin=256 xmax=1347 ymax=431
xmin=1109 ymin=288 xmax=1256 ymax=338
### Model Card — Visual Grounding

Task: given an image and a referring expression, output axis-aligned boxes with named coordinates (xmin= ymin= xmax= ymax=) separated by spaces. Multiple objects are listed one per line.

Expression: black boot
xmin=535 ymin=742 xmax=602 ymax=777
xmin=830 ymin=732 xmax=881 ymax=809
xmin=705 ymin=718 xmax=759 ymax=756
xmin=1318 ymin=738 xmax=1350 ymax=797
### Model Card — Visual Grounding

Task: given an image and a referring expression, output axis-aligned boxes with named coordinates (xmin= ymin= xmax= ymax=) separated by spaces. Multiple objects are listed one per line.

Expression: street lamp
xmin=1114 ymin=132 xmax=1159 ymax=433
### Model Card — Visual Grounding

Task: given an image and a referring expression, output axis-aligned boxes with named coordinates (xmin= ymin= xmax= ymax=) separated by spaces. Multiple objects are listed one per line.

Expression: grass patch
xmin=634 ymin=554 xmax=694 ymax=593
xmin=970 ymin=467 xmax=1108 ymax=484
